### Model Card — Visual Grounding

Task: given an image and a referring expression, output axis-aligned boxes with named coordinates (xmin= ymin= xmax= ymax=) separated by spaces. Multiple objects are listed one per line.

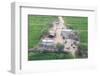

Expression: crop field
xmin=28 ymin=15 xmax=88 ymax=60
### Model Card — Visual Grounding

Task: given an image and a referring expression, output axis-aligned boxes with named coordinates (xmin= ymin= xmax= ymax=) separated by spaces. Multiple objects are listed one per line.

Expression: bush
xmin=56 ymin=43 xmax=64 ymax=52
xmin=77 ymin=44 xmax=88 ymax=58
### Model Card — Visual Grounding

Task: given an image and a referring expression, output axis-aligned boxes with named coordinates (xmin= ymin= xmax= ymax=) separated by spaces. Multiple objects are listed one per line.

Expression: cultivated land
xmin=28 ymin=15 xmax=88 ymax=60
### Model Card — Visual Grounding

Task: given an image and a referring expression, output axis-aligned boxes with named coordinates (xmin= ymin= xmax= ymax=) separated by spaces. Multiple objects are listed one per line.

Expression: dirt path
xmin=52 ymin=16 xmax=66 ymax=44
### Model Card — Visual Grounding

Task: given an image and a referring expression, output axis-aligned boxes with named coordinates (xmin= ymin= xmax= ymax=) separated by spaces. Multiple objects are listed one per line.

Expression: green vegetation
xmin=79 ymin=31 xmax=88 ymax=43
xmin=56 ymin=43 xmax=64 ymax=52
xmin=76 ymin=44 xmax=88 ymax=58
xmin=28 ymin=51 xmax=74 ymax=60
xmin=63 ymin=16 xmax=88 ymax=30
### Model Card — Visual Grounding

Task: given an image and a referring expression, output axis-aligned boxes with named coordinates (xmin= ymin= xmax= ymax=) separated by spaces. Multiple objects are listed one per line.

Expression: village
xmin=37 ymin=16 xmax=80 ymax=56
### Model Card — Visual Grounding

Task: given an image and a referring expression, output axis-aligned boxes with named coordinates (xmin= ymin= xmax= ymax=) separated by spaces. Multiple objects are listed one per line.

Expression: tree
xmin=56 ymin=43 xmax=64 ymax=52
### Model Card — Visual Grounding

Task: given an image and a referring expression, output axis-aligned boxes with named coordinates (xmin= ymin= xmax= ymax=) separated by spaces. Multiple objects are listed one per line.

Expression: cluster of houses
xmin=37 ymin=16 xmax=80 ymax=54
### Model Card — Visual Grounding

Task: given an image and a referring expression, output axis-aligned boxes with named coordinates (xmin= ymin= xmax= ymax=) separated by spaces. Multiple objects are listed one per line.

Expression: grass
xmin=79 ymin=31 xmax=88 ymax=43
xmin=63 ymin=16 xmax=88 ymax=30
xmin=28 ymin=51 xmax=74 ymax=60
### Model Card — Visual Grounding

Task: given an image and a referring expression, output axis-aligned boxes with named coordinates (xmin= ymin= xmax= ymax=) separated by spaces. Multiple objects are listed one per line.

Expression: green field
xmin=28 ymin=15 xmax=88 ymax=60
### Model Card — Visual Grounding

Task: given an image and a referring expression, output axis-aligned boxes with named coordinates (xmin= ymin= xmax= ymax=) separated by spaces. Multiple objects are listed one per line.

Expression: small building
xmin=39 ymin=38 xmax=56 ymax=51
xmin=61 ymin=29 xmax=73 ymax=39
xmin=61 ymin=29 xmax=79 ymax=41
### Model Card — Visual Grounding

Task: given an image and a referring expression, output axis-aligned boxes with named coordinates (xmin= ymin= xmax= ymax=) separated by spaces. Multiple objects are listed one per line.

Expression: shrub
xmin=56 ymin=43 xmax=64 ymax=52
xmin=77 ymin=44 xmax=88 ymax=58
